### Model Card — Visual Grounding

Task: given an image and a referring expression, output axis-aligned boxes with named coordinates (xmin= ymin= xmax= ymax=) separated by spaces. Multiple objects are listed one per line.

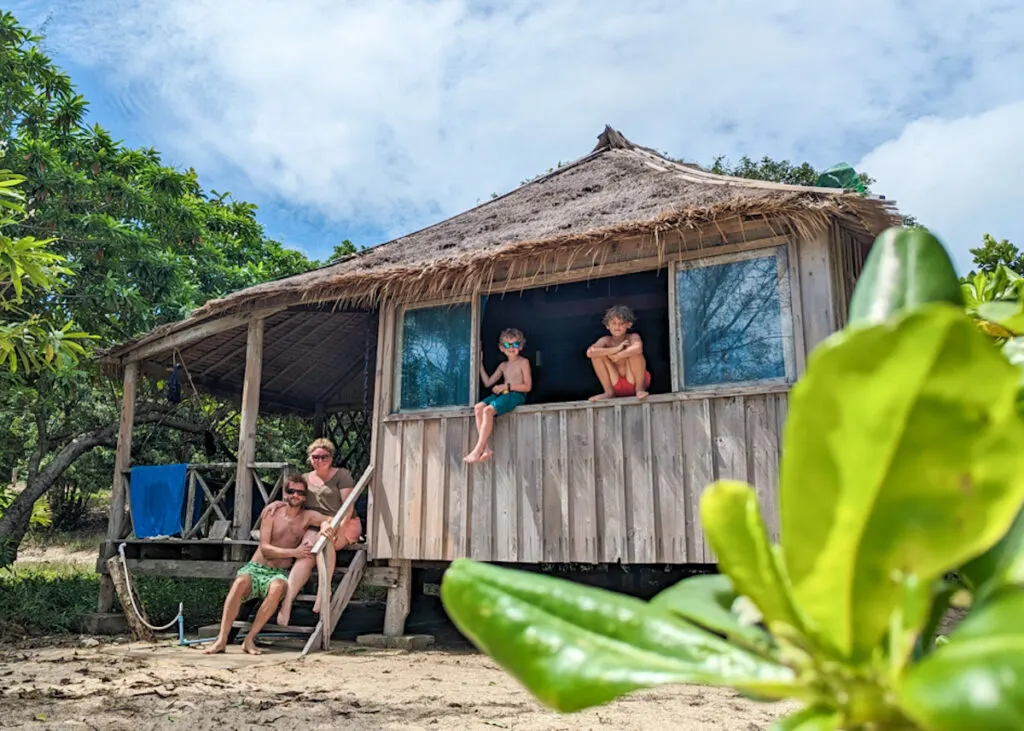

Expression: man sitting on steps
xmin=204 ymin=474 xmax=335 ymax=655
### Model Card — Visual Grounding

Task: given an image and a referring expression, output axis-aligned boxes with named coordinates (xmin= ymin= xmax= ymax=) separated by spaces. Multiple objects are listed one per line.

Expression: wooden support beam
xmin=303 ymin=550 xmax=367 ymax=655
xmin=383 ymin=558 xmax=412 ymax=636
xmin=106 ymin=555 xmax=154 ymax=641
xmin=120 ymin=308 xmax=284 ymax=364
xmin=98 ymin=361 xmax=137 ymax=613
xmin=232 ymin=318 xmax=265 ymax=551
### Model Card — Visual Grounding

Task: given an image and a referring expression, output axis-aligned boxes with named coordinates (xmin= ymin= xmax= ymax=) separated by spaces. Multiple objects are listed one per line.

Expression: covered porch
xmin=96 ymin=302 xmax=382 ymax=617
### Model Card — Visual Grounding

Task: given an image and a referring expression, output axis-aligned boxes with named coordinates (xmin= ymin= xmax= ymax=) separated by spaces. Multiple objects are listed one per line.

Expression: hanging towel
xmin=129 ymin=463 xmax=190 ymax=539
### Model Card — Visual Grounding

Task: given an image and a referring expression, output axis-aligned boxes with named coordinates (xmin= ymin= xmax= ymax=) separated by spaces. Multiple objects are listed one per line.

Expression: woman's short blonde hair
xmin=306 ymin=438 xmax=336 ymax=459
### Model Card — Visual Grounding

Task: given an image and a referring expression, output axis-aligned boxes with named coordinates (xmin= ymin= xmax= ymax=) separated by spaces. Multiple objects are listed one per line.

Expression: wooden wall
xmin=369 ymin=388 xmax=788 ymax=563
xmin=364 ymin=223 xmax=850 ymax=565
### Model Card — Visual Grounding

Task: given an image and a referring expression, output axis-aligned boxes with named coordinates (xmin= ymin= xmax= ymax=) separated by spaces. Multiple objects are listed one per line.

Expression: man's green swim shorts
xmin=237 ymin=560 xmax=288 ymax=600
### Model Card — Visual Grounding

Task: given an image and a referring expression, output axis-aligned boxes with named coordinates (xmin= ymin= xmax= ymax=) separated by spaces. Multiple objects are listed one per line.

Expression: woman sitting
xmin=259 ymin=438 xmax=362 ymax=627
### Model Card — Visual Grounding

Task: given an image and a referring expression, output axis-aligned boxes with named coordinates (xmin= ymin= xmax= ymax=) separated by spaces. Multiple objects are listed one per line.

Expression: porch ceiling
xmin=145 ymin=306 xmax=378 ymax=417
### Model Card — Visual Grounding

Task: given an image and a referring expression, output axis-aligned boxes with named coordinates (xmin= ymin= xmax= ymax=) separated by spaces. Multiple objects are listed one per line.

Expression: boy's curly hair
xmin=498 ymin=327 xmax=525 ymax=346
xmin=602 ymin=305 xmax=636 ymax=326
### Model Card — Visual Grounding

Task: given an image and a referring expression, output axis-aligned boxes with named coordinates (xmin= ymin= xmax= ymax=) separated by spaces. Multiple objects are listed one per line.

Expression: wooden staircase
xmin=230 ymin=465 xmax=374 ymax=656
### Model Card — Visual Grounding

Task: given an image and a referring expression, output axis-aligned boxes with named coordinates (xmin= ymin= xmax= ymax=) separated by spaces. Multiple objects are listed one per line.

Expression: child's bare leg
xmin=204 ymin=575 xmax=251 ymax=654
xmin=627 ymin=354 xmax=649 ymax=398
xmin=588 ymin=356 xmax=617 ymax=401
xmin=465 ymin=405 xmax=496 ymax=462
xmin=241 ymin=580 xmax=287 ymax=655
xmin=465 ymin=403 xmax=488 ymax=461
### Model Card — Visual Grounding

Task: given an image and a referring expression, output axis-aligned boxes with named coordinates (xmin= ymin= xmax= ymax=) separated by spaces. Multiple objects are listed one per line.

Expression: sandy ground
xmin=0 ymin=638 xmax=797 ymax=730
xmin=15 ymin=544 xmax=97 ymax=567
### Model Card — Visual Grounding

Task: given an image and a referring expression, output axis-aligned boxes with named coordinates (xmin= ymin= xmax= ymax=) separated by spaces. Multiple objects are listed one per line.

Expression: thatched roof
xmin=102 ymin=126 xmax=899 ymax=368
xmin=190 ymin=125 xmax=896 ymax=317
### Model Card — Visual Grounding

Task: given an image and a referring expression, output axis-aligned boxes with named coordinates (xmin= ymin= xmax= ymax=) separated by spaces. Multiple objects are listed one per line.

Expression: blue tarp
xmin=129 ymin=463 xmax=191 ymax=539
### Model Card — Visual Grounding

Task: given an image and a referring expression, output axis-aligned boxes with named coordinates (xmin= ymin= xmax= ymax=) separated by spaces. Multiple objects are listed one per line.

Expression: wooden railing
xmin=121 ymin=462 xmax=290 ymax=540
xmin=306 ymin=464 xmax=374 ymax=653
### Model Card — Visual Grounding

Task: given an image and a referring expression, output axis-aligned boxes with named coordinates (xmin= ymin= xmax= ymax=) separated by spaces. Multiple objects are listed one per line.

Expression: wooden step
xmin=232 ymin=621 xmax=314 ymax=635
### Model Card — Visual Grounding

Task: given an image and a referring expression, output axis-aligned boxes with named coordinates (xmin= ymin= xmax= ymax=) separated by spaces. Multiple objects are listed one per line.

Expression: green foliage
xmin=0 ymin=484 xmax=52 ymax=529
xmin=0 ymin=169 xmax=93 ymax=372
xmin=441 ymin=226 xmax=1024 ymax=729
xmin=0 ymin=10 xmax=318 ymax=550
xmin=0 ymin=562 xmax=228 ymax=637
xmin=331 ymin=239 xmax=365 ymax=261
xmin=969 ymin=234 xmax=1023 ymax=276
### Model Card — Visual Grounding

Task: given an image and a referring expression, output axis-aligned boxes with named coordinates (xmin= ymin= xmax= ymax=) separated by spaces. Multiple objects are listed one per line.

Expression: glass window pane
xmin=676 ymin=249 xmax=790 ymax=388
xmin=399 ymin=303 xmax=471 ymax=410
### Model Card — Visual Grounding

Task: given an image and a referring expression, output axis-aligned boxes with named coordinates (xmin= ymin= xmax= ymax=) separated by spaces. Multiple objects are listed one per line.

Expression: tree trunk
xmin=0 ymin=408 xmax=209 ymax=567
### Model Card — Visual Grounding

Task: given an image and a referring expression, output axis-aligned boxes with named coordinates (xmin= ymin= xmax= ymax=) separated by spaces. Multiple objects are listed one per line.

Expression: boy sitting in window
xmin=464 ymin=328 xmax=532 ymax=463
xmin=586 ymin=305 xmax=650 ymax=401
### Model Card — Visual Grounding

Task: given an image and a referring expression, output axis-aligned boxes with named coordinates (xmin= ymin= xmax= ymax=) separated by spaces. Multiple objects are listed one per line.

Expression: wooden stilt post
xmin=98 ymin=361 xmax=138 ymax=613
xmin=383 ymin=559 xmax=412 ymax=636
xmin=233 ymin=318 xmax=264 ymax=555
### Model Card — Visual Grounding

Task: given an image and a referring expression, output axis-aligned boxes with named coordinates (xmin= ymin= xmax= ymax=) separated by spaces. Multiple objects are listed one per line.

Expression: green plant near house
xmin=0 ymin=484 xmax=51 ymax=529
xmin=441 ymin=227 xmax=1024 ymax=730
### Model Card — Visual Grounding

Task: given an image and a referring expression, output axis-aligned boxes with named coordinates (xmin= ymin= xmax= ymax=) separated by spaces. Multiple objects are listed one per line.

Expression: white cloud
xmin=858 ymin=101 xmax=1024 ymax=273
xmin=12 ymin=0 xmax=1024 ymax=258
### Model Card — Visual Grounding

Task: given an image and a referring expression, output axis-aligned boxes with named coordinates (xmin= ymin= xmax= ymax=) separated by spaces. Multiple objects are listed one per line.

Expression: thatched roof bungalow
xmin=96 ymin=126 xmax=898 ymax=641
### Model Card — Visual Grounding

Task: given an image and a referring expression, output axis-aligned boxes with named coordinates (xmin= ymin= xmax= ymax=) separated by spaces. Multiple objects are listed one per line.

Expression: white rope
xmin=118 ymin=543 xmax=183 ymax=632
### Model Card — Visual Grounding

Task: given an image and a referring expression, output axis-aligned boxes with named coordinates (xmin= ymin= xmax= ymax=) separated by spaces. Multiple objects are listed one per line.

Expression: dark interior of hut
xmin=480 ymin=270 xmax=672 ymax=404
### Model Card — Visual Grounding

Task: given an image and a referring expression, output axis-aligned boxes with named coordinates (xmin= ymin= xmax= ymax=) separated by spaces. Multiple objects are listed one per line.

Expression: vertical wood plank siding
xmin=371 ymin=391 xmax=787 ymax=562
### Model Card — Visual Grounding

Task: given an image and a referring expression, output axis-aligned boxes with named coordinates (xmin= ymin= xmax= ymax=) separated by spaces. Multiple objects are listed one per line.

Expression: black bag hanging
xmin=167 ymin=364 xmax=182 ymax=404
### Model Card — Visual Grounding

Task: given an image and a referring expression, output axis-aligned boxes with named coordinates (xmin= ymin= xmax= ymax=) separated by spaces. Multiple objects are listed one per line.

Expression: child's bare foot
xmin=203 ymin=639 xmax=227 ymax=655
xmin=636 ymin=390 xmax=649 ymax=400
xmin=463 ymin=450 xmax=482 ymax=463
xmin=589 ymin=391 xmax=615 ymax=402
xmin=479 ymin=449 xmax=493 ymax=462
xmin=312 ymin=599 xmax=321 ymax=614
xmin=241 ymin=639 xmax=263 ymax=655
xmin=276 ymin=607 xmax=291 ymax=627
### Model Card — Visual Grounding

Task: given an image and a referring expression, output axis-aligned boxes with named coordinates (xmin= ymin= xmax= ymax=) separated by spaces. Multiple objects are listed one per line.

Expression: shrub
xmin=441 ymin=228 xmax=1024 ymax=730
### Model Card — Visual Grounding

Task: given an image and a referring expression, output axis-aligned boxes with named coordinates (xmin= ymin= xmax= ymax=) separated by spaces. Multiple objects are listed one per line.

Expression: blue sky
xmin=7 ymin=1 xmax=1024 ymax=271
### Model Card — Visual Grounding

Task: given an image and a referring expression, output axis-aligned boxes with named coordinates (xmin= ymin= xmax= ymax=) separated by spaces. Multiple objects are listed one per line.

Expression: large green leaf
xmin=898 ymin=589 xmax=1024 ymax=730
xmin=847 ymin=227 xmax=963 ymax=326
xmin=440 ymin=558 xmax=799 ymax=712
xmin=770 ymin=706 xmax=841 ymax=731
xmin=961 ymin=506 xmax=1024 ymax=598
xmin=781 ymin=304 xmax=1024 ymax=660
xmin=978 ymin=301 xmax=1024 ymax=336
xmin=651 ymin=573 xmax=775 ymax=654
xmin=701 ymin=480 xmax=803 ymax=632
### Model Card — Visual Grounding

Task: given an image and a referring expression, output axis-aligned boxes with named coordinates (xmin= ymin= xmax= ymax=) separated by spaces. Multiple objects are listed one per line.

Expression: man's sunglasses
xmin=501 ymin=341 xmax=522 ymax=350
xmin=284 ymin=487 xmax=307 ymax=496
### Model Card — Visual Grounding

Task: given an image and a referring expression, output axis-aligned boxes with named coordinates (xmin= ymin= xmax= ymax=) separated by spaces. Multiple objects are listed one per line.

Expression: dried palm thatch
xmin=102 ymin=126 xmax=899 ymax=362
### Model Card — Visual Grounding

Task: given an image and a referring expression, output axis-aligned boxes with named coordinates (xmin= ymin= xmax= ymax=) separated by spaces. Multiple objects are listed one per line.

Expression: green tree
xmin=705 ymin=154 xmax=921 ymax=228
xmin=0 ymin=11 xmax=316 ymax=562
xmin=331 ymin=238 xmax=363 ymax=260
xmin=968 ymin=233 xmax=1022 ymax=276
xmin=0 ymin=169 xmax=92 ymax=372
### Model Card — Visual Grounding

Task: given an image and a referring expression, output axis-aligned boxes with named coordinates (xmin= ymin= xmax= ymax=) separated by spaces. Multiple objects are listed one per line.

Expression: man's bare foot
xmin=203 ymin=639 xmax=227 ymax=655
xmin=636 ymin=390 xmax=649 ymax=400
xmin=589 ymin=391 xmax=615 ymax=402
xmin=241 ymin=640 xmax=263 ymax=655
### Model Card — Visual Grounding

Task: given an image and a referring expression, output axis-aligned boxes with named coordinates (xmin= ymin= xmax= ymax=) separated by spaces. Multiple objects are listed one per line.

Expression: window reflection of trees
xmin=400 ymin=305 xmax=471 ymax=409
xmin=677 ymin=250 xmax=788 ymax=388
